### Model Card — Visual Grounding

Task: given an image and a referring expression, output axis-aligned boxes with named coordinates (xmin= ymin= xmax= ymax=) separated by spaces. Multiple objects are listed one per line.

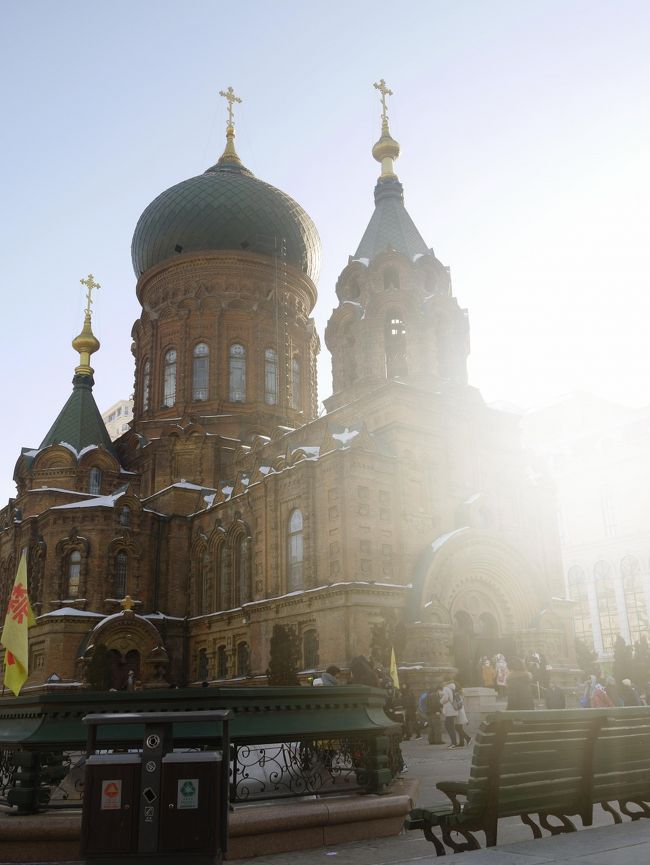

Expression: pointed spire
xmin=217 ymin=85 xmax=243 ymax=166
xmin=372 ymin=79 xmax=400 ymax=180
xmin=73 ymin=274 xmax=101 ymax=376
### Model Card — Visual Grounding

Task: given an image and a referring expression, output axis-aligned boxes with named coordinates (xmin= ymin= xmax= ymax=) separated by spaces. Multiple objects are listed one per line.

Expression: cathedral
xmin=0 ymin=83 xmax=575 ymax=691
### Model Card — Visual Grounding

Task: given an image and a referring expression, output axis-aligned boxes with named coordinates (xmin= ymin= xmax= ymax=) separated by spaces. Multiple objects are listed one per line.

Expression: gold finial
xmin=218 ymin=85 xmax=243 ymax=165
xmin=373 ymin=78 xmax=393 ymax=131
xmin=72 ymin=274 xmax=101 ymax=376
xmin=80 ymin=273 xmax=100 ymax=315
xmin=120 ymin=594 xmax=135 ymax=611
xmin=372 ymin=78 xmax=400 ymax=180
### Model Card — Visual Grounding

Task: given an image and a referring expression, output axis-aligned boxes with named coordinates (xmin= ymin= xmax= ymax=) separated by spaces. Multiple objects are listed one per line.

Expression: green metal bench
xmin=407 ymin=707 xmax=650 ymax=854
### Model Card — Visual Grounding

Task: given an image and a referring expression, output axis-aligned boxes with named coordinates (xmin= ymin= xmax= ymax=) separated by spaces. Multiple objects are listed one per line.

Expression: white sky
xmin=2 ymin=0 xmax=649 ymax=505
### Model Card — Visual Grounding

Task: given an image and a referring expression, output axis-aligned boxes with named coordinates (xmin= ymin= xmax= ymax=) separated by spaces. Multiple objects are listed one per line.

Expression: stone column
xmin=586 ymin=578 xmax=605 ymax=656
xmin=614 ymin=575 xmax=631 ymax=644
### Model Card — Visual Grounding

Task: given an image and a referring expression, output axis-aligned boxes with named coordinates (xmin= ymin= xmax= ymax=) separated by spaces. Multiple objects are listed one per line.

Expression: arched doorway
xmin=453 ymin=610 xmax=475 ymax=685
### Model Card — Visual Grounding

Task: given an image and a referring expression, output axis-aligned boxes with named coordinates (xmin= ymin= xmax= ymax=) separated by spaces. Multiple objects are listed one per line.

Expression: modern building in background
xmin=0 ymin=88 xmax=574 ymax=691
xmin=523 ymin=392 xmax=650 ymax=660
xmin=101 ymin=399 xmax=134 ymax=441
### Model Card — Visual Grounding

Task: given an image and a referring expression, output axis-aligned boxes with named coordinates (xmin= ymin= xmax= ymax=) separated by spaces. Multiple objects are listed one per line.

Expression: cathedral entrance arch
xmin=411 ymin=528 xmax=544 ymax=682
xmin=83 ymin=604 xmax=168 ymax=688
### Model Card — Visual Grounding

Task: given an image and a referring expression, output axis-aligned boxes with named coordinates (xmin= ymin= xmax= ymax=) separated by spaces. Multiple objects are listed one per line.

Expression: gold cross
xmin=80 ymin=274 xmax=100 ymax=316
xmin=120 ymin=594 xmax=135 ymax=611
xmin=219 ymin=85 xmax=242 ymax=127
xmin=373 ymin=78 xmax=393 ymax=125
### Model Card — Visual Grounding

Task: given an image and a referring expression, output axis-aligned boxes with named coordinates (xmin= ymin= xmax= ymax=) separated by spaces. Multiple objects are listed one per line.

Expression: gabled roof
xmin=354 ymin=178 xmax=430 ymax=262
xmin=39 ymin=373 xmax=117 ymax=458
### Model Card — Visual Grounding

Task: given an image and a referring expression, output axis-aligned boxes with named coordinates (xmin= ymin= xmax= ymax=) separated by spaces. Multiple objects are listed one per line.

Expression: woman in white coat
xmin=440 ymin=680 xmax=458 ymax=748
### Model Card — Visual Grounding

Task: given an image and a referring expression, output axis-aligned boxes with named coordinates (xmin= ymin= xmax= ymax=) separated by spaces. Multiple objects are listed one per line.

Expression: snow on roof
xmin=145 ymin=481 xmax=217 ymax=500
xmin=38 ymin=607 xmax=104 ymax=619
xmin=351 ymin=257 xmax=370 ymax=266
xmin=144 ymin=612 xmax=184 ymax=621
xmin=332 ymin=428 xmax=360 ymax=446
xmin=259 ymin=466 xmax=273 ymax=475
xmin=203 ymin=493 xmax=216 ymax=508
xmin=77 ymin=444 xmax=100 ymax=458
xmin=28 ymin=488 xmax=96 ymax=497
xmin=291 ymin=446 xmax=320 ymax=458
xmin=52 ymin=490 xmax=126 ymax=510
xmin=430 ymin=527 xmax=469 ymax=554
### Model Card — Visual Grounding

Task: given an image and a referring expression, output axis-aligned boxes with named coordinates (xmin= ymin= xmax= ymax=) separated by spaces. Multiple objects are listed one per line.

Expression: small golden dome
xmin=372 ymin=130 xmax=400 ymax=165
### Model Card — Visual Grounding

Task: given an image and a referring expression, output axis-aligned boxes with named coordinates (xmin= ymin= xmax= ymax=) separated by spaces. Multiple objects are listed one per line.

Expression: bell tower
xmin=325 ymin=80 xmax=469 ymax=411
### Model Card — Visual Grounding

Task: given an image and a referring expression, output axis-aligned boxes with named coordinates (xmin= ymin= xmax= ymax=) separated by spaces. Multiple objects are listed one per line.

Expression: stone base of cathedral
xmin=0 ymin=778 xmax=417 ymax=862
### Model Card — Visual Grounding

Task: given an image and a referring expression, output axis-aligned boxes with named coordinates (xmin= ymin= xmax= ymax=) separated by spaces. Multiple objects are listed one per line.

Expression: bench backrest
xmin=462 ymin=707 xmax=650 ymax=824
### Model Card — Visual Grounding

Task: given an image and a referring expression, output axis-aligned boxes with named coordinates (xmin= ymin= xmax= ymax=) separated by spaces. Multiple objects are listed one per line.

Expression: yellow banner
xmin=1 ymin=551 xmax=35 ymax=696
xmin=390 ymin=646 xmax=400 ymax=690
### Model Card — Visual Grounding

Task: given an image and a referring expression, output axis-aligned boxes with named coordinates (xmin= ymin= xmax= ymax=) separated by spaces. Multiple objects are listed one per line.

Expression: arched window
xmin=233 ymin=536 xmax=251 ymax=607
xmin=142 ymin=360 xmax=151 ymax=411
xmin=622 ymin=555 xmax=647 ymax=643
xmin=383 ymin=267 xmax=399 ymax=291
xmin=568 ymin=565 xmax=593 ymax=647
xmin=217 ymin=645 xmax=228 ymax=679
xmin=229 ymin=343 xmax=246 ymax=402
xmin=287 ymin=509 xmax=304 ymax=591
xmin=119 ymin=506 xmax=131 ymax=527
xmin=192 ymin=342 xmax=209 ymax=401
xmin=88 ymin=467 xmax=102 ymax=495
xmin=197 ymin=648 xmax=209 ymax=681
xmin=217 ymin=544 xmax=230 ymax=610
xmin=265 ymin=348 xmax=278 ymax=405
xmin=594 ymin=560 xmax=619 ymax=652
xmin=303 ymin=629 xmax=319 ymax=669
xmin=115 ymin=551 xmax=128 ymax=597
xmin=163 ymin=349 xmax=177 ymax=407
xmin=67 ymin=550 xmax=81 ymax=599
xmin=385 ymin=314 xmax=407 ymax=378
xmin=291 ymin=356 xmax=302 ymax=410
xmin=198 ymin=550 xmax=210 ymax=614
xmin=236 ymin=642 xmax=250 ymax=677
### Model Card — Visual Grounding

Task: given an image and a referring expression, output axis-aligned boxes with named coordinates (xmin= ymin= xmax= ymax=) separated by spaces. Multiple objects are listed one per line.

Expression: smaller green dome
xmin=131 ymin=161 xmax=321 ymax=281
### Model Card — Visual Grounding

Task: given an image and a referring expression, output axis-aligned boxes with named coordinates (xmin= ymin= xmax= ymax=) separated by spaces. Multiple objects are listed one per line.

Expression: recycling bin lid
xmin=86 ymin=753 xmax=142 ymax=764
xmin=162 ymin=751 xmax=222 ymax=763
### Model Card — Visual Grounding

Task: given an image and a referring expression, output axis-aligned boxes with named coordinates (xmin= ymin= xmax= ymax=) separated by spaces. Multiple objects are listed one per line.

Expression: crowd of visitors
xmin=307 ymin=645 xmax=649 ymax=749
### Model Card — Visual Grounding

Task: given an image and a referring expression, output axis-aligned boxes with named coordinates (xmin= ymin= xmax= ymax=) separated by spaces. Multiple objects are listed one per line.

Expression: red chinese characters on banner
xmin=8 ymin=584 xmax=29 ymax=625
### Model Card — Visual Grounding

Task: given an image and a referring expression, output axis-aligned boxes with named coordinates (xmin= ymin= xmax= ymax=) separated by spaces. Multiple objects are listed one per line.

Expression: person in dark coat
xmin=349 ymin=655 xmax=379 ymax=687
xmin=545 ymin=682 xmax=566 ymax=709
xmin=620 ymin=678 xmax=641 ymax=706
xmin=506 ymin=657 xmax=534 ymax=710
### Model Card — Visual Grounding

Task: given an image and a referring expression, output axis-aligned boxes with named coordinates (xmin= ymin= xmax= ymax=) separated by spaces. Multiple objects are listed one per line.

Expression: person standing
xmin=426 ymin=685 xmax=443 ymax=744
xmin=453 ymin=684 xmax=472 ymax=746
xmin=401 ymin=685 xmax=420 ymax=739
xmin=440 ymin=679 xmax=459 ymax=748
xmin=506 ymin=658 xmax=534 ymax=710
xmin=620 ymin=678 xmax=641 ymax=706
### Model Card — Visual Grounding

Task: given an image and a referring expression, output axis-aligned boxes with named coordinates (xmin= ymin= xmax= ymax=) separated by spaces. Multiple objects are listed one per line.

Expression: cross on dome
xmin=219 ymin=85 xmax=242 ymax=128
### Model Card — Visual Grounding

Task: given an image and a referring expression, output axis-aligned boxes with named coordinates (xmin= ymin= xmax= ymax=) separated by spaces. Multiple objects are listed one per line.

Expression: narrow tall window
xmin=115 ymin=551 xmax=128 ymax=597
xmin=236 ymin=642 xmax=250 ymax=677
xmin=594 ymin=560 xmax=619 ymax=652
xmin=89 ymin=467 xmax=102 ymax=494
xmin=265 ymin=348 xmax=278 ymax=405
xmin=291 ymin=356 xmax=302 ymax=410
xmin=229 ymin=344 xmax=246 ymax=401
xmin=142 ymin=360 xmax=151 ymax=411
xmin=622 ymin=556 xmax=647 ymax=643
xmin=303 ymin=629 xmax=319 ymax=669
xmin=218 ymin=545 xmax=230 ymax=610
xmin=67 ymin=550 xmax=81 ymax=599
xmin=163 ymin=349 xmax=177 ymax=407
xmin=385 ymin=314 xmax=407 ymax=378
xmin=237 ymin=536 xmax=251 ymax=606
xmin=119 ymin=506 xmax=131 ymax=527
xmin=287 ymin=509 xmax=304 ymax=591
xmin=567 ymin=567 xmax=590 ymax=646
xmin=192 ymin=342 xmax=209 ymax=401
xmin=217 ymin=645 xmax=228 ymax=679
xmin=200 ymin=550 xmax=210 ymax=614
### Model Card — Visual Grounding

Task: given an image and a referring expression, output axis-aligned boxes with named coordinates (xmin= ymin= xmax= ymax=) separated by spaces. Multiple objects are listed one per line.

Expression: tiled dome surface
xmin=131 ymin=163 xmax=321 ymax=281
